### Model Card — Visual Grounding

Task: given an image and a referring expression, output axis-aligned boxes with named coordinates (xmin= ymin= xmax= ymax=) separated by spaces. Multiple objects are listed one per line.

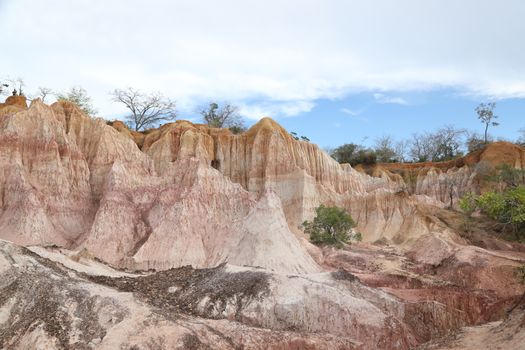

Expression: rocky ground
xmin=1 ymin=237 xmax=524 ymax=349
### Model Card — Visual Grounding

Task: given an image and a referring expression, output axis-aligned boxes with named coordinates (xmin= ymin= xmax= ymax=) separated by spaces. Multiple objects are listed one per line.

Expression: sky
xmin=0 ymin=0 xmax=524 ymax=148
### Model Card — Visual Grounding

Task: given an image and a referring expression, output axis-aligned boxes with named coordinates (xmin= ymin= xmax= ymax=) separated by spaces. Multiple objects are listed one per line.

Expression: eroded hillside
xmin=0 ymin=96 xmax=524 ymax=349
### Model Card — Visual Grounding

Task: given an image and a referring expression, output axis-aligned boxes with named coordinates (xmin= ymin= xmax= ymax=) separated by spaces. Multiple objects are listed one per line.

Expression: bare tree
xmin=409 ymin=132 xmax=434 ymax=162
xmin=199 ymin=102 xmax=244 ymax=130
xmin=518 ymin=128 xmax=525 ymax=146
xmin=394 ymin=139 xmax=409 ymax=162
xmin=374 ymin=135 xmax=407 ymax=162
xmin=0 ymin=81 xmax=8 ymax=95
xmin=409 ymin=126 xmax=465 ymax=162
xmin=111 ymin=88 xmax=177 ymax=131
xmin=35 ymin=87 xmax=53 ymax=102
xmin=56 ymin=86 xmax=97 ymax=116
xmin=374 ymin=135 xmax=397 ymax=163
xmin=7 ymin=77 xmax=25 ymax=96
xmin=475 ymin=102 xmax=498 ymax=143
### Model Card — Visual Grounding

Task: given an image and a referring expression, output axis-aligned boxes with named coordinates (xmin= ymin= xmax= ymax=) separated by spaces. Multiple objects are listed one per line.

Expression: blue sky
xmin=1 ymin=0 xmax=524 ymax=148
xmin=268 ymin=91 xmax=525 ymax=148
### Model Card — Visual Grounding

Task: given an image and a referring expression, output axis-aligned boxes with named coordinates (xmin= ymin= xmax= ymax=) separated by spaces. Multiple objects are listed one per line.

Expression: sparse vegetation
xmin=200 ymin=102 xmax=245 ymax=130
xmin=57 ymin=86 xmax=97 ymax=116
xmin=518 ymin=128 xmax=525 ymax=146
xmin=330 ymin=143 xmax=377 ymax=166
xmin=111 ymin=87 xmax=177 ymax=131
xmin=409 ymin=125 xmax=465 ymax=162
xmin=475 ymin=102 xmax=498 ymax=143
xmin=301 ymin=205 xmax=359 ymax=248
xmin=290 ymin=131 xmax=310 ymax=142
xmin=458 ymin=191 xmax=478 ymax=232
xmin=459 ymin=186 xmax=525 ymax=241
xmin=35 ymin=87 xmax=53 ymax=102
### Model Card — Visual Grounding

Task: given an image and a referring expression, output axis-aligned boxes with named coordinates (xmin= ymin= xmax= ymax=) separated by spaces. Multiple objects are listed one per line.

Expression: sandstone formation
xmin=1 ymin=97 xmax=525 ymax=349
xmin=361 ymin=142 xmax=525 ymax=206
xmin=0 ymin=98 xmax=434 ymax=269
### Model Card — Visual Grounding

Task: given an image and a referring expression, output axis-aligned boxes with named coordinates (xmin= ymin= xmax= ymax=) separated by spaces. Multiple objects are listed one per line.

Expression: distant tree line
xmin=330 ymin=103 xmax=524 ymax=166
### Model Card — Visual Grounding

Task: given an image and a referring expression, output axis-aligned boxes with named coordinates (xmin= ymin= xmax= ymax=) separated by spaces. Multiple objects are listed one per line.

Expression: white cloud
xmin=341 ymin=108 xmax=364 ymax=116
xmin=340 ymin=107 xmax=368 ymax=122
xmin=1 ymin=0 xmax=524 ymax=119
xmin=240 ymin=101 xmax=315 ymax=120
xmin=373 ymin=93 xmax=409 ymax=105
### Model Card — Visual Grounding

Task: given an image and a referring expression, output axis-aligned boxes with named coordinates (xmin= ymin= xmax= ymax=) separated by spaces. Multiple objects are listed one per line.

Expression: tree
xmin=111 ymin=88 xmax=177 ymax=131
xmin=199 ymin=102 xmax=244 ymax=129
xmin=409 ymin=126 xmax=465 ymax=162
xmin=331 ymin=143 xmax=377 ymax=166
xmin=35 ymin=87 xmax=53 ymax=102
xmin=374 ymin=135 xmax=397 ymax=162
xmin=8 ymin=77 xmax=25 ymax=96
xmin=301 ymin=205 xmax=359 ymax=247
xmin=0 ymin=81 xmax=8 ymax=95
xmin=374 ymin=135 xmax=405 ymax=163
xmin=466 ymin=131 xmax=491 ymax=153
xmin=57 ymin=87 xmax=97 ymax=116
xmin=475 ymin=102 xmax=499 ymax=143
xmin=433 ymin=125 xmax=465 ymax=161
xmin=518 ymin=128 xmax=525 ymax=146
xmin=409 ymin=132 xmax=434 ymax=162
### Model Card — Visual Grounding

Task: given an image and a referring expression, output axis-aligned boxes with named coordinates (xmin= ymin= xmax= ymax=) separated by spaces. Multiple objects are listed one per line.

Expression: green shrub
xmin=459 ymin=192 xmax=478 ymax=217
xmin=476 ymin=186 xmax=525 ymax=240
xmin=301 ymin=205 xmax=358 ymax=248
xmin=459 ymin=192 xmax=478 ymax=233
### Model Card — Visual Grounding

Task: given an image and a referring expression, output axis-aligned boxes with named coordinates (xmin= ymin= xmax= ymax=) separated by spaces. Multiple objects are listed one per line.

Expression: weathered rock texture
xmin=0 ymin=98 xmax=442 ymax=270
xmin=361 ymin=142 xmax=525 ymax=206
xmin=0 ymin=240 xmax=366 ymax=349
xmin=1 ymin=97 xmax=525 ymax=348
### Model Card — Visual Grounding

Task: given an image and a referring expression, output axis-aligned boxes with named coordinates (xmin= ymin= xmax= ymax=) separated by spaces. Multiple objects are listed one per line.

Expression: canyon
xmin=0 ymin=96 xmax=524 ymax=349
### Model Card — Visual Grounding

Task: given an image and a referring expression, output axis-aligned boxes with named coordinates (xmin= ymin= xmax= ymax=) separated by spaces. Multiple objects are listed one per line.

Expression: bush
xmin=331 ymin=143 xmax=377 ymax=166
xmin=476 ymin=186 xmax=525 ymax=240
xmin=459 ymin=192 xmax=478 ymax=233
xmin=301 ymin=205 xmax=358 ymax=247
xmin=459 ymin=192 xmax=478 ymax=218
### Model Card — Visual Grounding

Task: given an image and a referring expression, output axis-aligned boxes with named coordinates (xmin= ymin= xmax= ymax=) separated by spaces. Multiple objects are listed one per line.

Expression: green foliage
xmin=228 ymin=125 xmax=247 ymax=134
xmin=475 ymin=102 xmax=499 ymax=143
xmin=57 ymin=86 xmax=97 ymax=116
xmin=489 ymin=164 xmax=525 ymax=188
xmin=331 ymin=143 xmax=377 ymax=166
xmin=290 ymin=131 xmax=310 ymax=142
xmin=200 ymin=102 xmax=244 ymax=130
xmin=459 ymin=192 xmax=478 ymax=218
xmin=459 ymin=192 xmax=479 ymax=233
xmin=301 ymin=205 xmax=357 ymax=247
xmin=476 ymin=186 xmax=525 ymax=239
